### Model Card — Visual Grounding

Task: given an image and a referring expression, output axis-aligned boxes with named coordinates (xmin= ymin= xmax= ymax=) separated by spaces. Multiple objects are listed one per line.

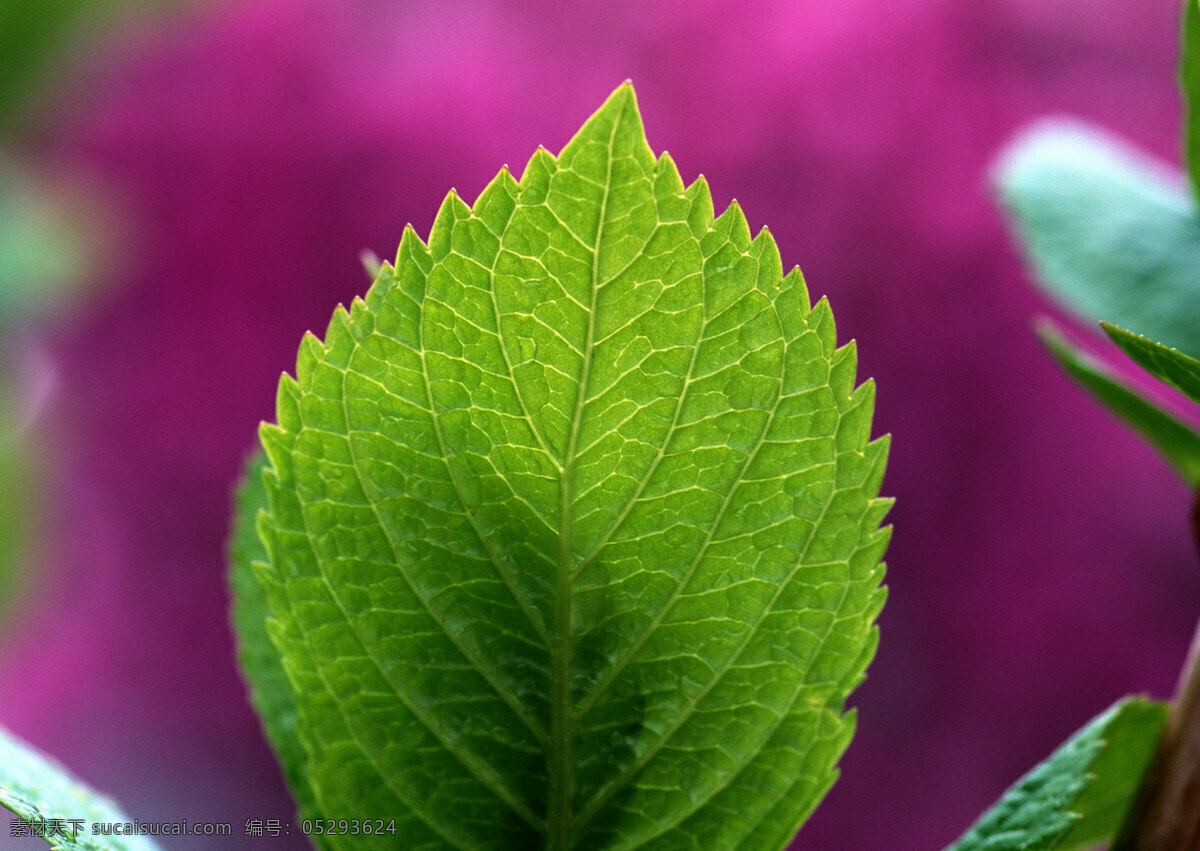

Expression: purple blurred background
xmin=0 ymin=0 xmax=1195 ymax=847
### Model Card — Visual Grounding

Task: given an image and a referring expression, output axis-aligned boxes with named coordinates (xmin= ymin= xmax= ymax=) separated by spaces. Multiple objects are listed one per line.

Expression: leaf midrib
xmin=548 ymin=108 xmax=622 ymax=851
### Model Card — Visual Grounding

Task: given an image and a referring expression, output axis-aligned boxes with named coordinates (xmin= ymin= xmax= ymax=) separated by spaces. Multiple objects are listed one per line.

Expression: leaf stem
xmin=1115 ymin=487 xmax=1200 ymax=849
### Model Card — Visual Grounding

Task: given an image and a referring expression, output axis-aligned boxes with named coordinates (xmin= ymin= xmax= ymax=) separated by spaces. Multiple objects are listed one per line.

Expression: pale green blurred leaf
xmin=995 ymin=120 xmax=1200 ymax=359
xmin=236 ymin=83 xmax=891 ymax=850
xmin=0 ymin=725 xmax=160 ymax=850
xmin=949 ymin=698 xmax=1166 ymax=851
xmin=0 ymin=163 xmax=93 ymax=323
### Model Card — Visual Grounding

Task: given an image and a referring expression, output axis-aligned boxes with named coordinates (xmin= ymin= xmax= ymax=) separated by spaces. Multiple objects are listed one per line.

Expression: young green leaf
xmin=1103 ymin=322 xmax=1200 ymax=405
xmin=993 ymin=120 xmax=1200 ymax=359
xmin=948 ymin=697 xmax=1167 ymax=851
xmin=1183 ymin=0 xmax=1200 ymax=198
xmin=1039 ymin=322 xmax=1200 ymax=485
xmin=0 ymin=725 xmax=160 ymax=850
xmin=243 ymin=82 xmax=891 ymax=850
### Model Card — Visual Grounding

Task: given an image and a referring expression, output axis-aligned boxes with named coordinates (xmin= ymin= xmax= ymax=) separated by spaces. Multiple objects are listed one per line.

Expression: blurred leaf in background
xmin=0 ymin=0 xmax=178 ymax=627
xmin=1039 ymin=322 xmax=1200 ymax=486
xmin=992 ymin=1 xmax=1200 ymax=487
xmin=0 ymin=398 xmax=28 ymax=628
xmin=0 ymin=0 xmax=114 ymax=134
xmin=0 ymin=160 xmax=95 ymax=323
xmin=0 ymin=724 xmax=161 ymax=851
xmin=0 ymin=0 xmax=181 ymax=135
xmin=990 ymin=7 xmax=1200 ymax=841
xmin=995 ymin=120 xmax=1200 ymax=361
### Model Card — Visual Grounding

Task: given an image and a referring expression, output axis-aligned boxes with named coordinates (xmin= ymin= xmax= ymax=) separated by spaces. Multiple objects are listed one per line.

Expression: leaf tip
xmin=396 ymin=222 xmax=428 ymax=263
xmin=610 ymin=79 xmax=637 ymax=105
xmin=713 ymin=198 xmax=752 ymax=247
xmin=1099 ymin=320 xmax=1126 ymax=341
xmin=299 ymin=329 xmax=325 ymax=362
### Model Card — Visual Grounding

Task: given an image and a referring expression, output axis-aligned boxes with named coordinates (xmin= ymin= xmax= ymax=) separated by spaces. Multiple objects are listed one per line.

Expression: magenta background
xmin=0 ymin=1 xmax=1197 ymax=847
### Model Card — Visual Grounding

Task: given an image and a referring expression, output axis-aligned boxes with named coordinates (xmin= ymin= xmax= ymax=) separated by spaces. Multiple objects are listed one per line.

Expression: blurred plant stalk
xmin=1115 ymin=593 xmax=1200 ymax=848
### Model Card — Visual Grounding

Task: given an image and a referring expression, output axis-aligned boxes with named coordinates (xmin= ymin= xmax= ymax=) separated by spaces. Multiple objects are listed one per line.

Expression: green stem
xmin=1114 ymin=488 xmax=1200 ymax=849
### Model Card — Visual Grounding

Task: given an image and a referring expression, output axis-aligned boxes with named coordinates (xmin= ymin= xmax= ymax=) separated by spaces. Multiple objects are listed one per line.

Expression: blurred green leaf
xmin=0 ymin=1 xmax=91 ymax=130
xmin=0 ymin=0 xmax=182 ymax=135
xmin=0 ymin=406 xmax=30 ymax=627
xmin=1182 ymin=0 xmax=1200 ymax=198
xmin=949 ymin=698 xmax=1167 ymax=851
xmin=0 ymin=162 xmax=93 ymax=323
xmin=1104 ymin=322 xmax=1200 ymax=405
xmin=0 ymin=725 xmax=160 ymax=850
xmin=1039 ymin=322 xmax=1200 ymax=485
xmin=994 ymin=120 xmax=1200 ymax=359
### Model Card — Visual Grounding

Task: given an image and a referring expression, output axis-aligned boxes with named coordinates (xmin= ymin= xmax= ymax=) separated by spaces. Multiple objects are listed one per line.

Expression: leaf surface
xmin=243 ymin=82 xmax=890 ymax=850
xmin=1039 ymin=323 xmax=1200 ymax=485
xmin=0 ymin=726 xmax=160 ymax=850
xmin=993 ymin=120 xmax=1200 ymax=358
xmin=948 ymin=698 xmax=1166 ymax=851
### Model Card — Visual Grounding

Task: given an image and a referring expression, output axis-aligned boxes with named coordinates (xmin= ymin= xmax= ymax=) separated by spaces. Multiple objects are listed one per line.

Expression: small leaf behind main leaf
xmin=228 ymin=449 xmax=322 ymax=836
xmin=0 ymin=725 xmax=160 ymax=851
xmin=948 ymin=697 xmax=1167 ymax=851
xmin=1039 ymin=322 xmax=1200 ymax=485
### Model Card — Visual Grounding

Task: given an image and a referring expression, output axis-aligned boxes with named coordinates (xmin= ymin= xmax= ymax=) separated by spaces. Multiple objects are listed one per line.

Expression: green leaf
xmin=1103 ymin=322 xmax=1200 ymax=405
xmin=0 ymin=725 xmax=160 ymax=850
xmin=1182 ymin=0 xmax=1200 ymax=198
xmin=0 ymin=161 xmax=93 ymax=324
xmin=0 ymin=0 xmax=186 ymax=135
xmin=1039 ymin=322 xmax=1200 ymax=485
xmin=227 ymin=449 xmax=322 ymax=833
xmin=0 ymin=408 xmax=31 ymax=629
xmin=240 ymin=82 xmax=891 ymax=850
xmin=948 ymin=697 xmax=1167 ymax=851
xmin=0 ymin=0 xmax=100 ymax=132
xmin=993 ymin=120 xmax=1200 ymax=359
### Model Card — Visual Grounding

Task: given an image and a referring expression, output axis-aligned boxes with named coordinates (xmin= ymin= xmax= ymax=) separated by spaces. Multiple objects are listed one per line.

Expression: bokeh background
xmin=0 ymin=0 xmax=1195 ymax=847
